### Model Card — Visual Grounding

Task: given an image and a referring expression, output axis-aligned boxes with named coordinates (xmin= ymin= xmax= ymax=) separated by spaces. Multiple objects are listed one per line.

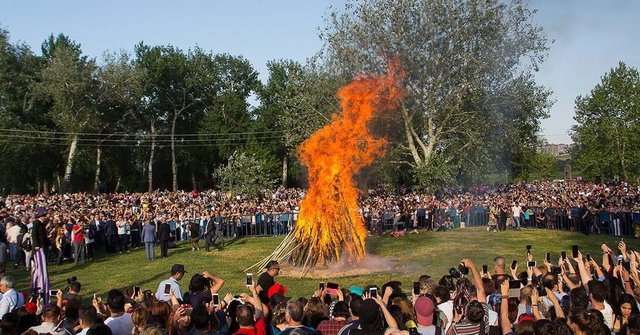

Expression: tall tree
xmin=91 ymin=52 xmax=143 ymax=192
xmin=34 ymin=34 xmax=96 ymax=192
xmin=320 ymin=0 xmax=551 ymax=186
xmin=255 ymin=59 xmax=343 ymax=186
xmin=571 ymin=62 xmax=640 ymax=181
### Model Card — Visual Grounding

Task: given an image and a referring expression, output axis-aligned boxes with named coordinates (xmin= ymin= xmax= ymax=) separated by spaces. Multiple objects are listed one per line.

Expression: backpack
xmin=21 ymin=236 xmax=32 ymax=252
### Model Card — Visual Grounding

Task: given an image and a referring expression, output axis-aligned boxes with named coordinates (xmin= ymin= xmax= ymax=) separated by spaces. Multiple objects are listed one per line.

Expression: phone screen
xmin=511 ymin=259 xmax=517 ymax=270
xmin=319 ymin=282 xmax=325 ymax=291
xmin=546 ymin=252 xmax=551 ymax=262
xmin=49 ymin=290 xmax=58 ymax=296
xmin=586 ymin=253 xmax=591 ymax=262
xmin=246 ymin=273 xmax=253 ymax=286
xmin=413 ymin=282 xmax=420 ymax=295
xmin=213 ymin=294 xmax=220 ymax=306
xmin=572 ymin=245 xmax=579 ymax=258
xmin=482 ymin=265 xmax=488 ymax=273
xmin=528 ymin=261 xmax=536 ymax=268
xmin=164 ymin=284 xmax=171 ymax=295
xmin=134 ymin=286 xmax=140 ymax=296
xmin=327 ymin=282 xmax=339 ymax=290
xmin=561 ymin=251 xmax=567 ymax=260
xmin=369 ymin=287 xmax=378 ymax=297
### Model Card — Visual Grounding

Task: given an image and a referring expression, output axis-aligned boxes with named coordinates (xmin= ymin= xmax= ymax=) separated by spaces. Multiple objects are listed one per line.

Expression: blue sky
xmin=1 ymin=0 xmax=638 ymax=144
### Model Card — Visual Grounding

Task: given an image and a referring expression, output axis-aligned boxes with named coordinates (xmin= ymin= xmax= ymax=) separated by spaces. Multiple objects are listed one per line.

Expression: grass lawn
xmin=7 ymin=227 xmax=632 ymax=300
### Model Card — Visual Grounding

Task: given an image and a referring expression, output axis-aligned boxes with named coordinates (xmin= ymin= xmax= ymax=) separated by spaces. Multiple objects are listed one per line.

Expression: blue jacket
xmin=141 ymin=224 xmax=156 ymax=243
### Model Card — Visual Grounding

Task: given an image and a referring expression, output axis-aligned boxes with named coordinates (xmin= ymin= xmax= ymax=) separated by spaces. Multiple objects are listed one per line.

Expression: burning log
xmin=249 ymin=63 xmax=403 ymax=274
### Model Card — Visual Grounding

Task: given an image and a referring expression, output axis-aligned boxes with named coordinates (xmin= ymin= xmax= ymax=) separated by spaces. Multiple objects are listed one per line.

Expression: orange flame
xmin=292 ymin=63 xmax=404 ymax=267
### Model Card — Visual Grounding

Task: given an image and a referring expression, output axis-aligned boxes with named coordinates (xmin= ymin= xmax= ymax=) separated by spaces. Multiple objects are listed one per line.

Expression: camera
xmin=448 ymin=267 xmax=461 ymax=279
xmin=458 ymin=264 xmax=469 ymax=276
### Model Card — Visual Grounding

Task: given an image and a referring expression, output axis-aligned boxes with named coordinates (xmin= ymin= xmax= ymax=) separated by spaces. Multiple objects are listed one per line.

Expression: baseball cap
xmin=414 ymin=296 xmax=435 ymax=326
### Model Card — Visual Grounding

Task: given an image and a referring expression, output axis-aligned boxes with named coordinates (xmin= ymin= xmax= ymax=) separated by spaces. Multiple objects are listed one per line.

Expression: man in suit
xmin=140 ymin=220 xmax=156 ymax=260
xmin=204 ymin=215 xmax=215 ymax=251
xmin=104 ymin=216 xmax=117 ymax=253
xmin=31 ymin=208 xmax=50 ymax=304
xmin=157 ymin=218 xmax=170 ymax=258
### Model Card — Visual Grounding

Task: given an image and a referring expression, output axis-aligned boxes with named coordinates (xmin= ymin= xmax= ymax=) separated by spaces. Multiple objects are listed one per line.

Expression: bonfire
xmin=251 ymin=64 xmax=403 ymax=272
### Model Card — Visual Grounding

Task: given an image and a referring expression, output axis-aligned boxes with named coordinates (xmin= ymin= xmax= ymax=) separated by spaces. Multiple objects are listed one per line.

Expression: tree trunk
xmin=114 ymin=175 xmax=122 ymax=193
xmin=191 ymin=171 xmax=197 ymax=190
xmin=56 ymin=174 xmax=62 ymax=194
xmin=171 ymin=113 xmax=178 ymax=192
xmin=148 ymin=122 xmax=156 ymax=193
xmin=62 ymin=135 xmax=79 ymax=193
xmin=43 ymin=179 xmax=49 ymax=196
xmin=282 ymin=152 xmax=288 ymax=187
xmin=93 ymin=145 xmax=102 ymax=194
xmin=36 ymin=179 xmax=41 ymax=194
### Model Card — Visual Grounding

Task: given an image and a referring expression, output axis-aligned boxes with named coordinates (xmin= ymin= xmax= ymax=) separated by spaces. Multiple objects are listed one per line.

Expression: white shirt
xmin=512 ymin=206 xmax=522 ymax=217
xmin=0 ymin=288 xmax=24 ymax=318
xmin=105 ymin=313 xmax=134 ymax=335
xmin=7 ymin=225 xmax=21 ymax=244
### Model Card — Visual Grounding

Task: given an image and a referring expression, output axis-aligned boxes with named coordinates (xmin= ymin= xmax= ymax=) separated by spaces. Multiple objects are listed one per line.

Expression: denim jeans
xmin=9 ymin=243 xmax=18 ymax=263
xmin=145 ymin=242 xmax=155 ymax=260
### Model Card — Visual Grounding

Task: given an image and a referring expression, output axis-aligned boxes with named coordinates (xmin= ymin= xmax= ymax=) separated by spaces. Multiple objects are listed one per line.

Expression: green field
xmin=7 ymin=227 xmax=633 ymax=300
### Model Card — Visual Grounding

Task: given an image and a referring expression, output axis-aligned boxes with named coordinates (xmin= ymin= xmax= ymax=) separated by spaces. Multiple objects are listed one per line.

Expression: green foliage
xmin=571 ymin=62 xmax=640 ymax=182
xmin=213 ymin=150 xmax=278 ymax=196
xmin=320 ymin=0 xmax=551 ymax=187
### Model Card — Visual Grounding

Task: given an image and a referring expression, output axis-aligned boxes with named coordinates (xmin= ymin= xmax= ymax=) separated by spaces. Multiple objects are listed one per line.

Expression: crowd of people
xmin=1 ymin=239 xmax=640 ymax=335
xmin=0 ymin=180 xmax=639 ymax=273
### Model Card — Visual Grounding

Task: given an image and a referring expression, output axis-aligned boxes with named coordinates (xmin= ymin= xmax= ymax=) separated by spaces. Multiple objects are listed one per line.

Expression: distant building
xmin=542 ymin=143 xmax=571 ymax=157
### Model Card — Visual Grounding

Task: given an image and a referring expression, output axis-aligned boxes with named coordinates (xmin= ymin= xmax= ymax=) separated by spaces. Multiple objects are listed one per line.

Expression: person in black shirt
xmin=256 ymin=260 xmax=280 ymax=304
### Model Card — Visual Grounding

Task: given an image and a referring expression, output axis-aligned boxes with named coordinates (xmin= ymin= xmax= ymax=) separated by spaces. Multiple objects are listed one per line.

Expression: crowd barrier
xmin=152 ymin=208 xmax=640 ymax=244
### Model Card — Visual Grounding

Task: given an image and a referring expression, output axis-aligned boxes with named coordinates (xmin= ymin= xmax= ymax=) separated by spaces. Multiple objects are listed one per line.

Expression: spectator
xmin=257 ymin=261 xmax=281 ymax=305
xmin=280 ymin=301 xmax=316 ymax=335
xmin=0 ymin=277 xmax=24 ymax=318
xmin=156 ymin=264 xmax=187 ymax=302
xmin=28 ymin=304 xmax=65 ymax=335
xmin=103 ymin=289 xmax=134 ymax=335
xmin=77 ymin=305 xmax=98 ymax=335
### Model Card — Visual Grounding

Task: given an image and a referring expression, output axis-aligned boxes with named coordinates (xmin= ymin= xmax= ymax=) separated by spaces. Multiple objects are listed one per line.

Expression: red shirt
xmin=72 ymin=225 xmax=84 ymax=243
xmin=233 ymin=317 xmax=267 ymax=335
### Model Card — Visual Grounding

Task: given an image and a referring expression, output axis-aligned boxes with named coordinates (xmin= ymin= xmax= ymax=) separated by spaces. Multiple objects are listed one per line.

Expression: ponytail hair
xmin=568 ymin=308 xmax=607 ymax=335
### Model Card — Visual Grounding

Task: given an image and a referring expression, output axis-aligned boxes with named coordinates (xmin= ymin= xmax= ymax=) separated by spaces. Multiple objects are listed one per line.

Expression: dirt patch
xmin=279 ymin=254 xmax=397 ymax=278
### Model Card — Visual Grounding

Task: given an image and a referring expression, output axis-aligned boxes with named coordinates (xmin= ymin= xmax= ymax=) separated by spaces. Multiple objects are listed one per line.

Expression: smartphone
xmin=618 ymin=258 xmax=623 ymax=266
xmin=572 ymin=245 xmax=579 ymax=258
xmin=93 ymin=293 xmax=97 ymax=301
xmin=586 ymin=253 xmax=592 ymax=262
xmin=319 ymin=282 xmax=325 ymax=291
xmin=164 ymin=283 xmax=171 ymax=295
xmin=511 ymin=259 xmax=517 ymax=270
xmin=546 ymin=252 xmax=551 ymax=263
xmin=213 ymin=293 xmax=220 ymax=306
xmin=623 ymin=261 xmax=631 ymax=271
xmin=537 ymin=286 xmax=548 ymax=297
xmin=49 ymin=290 xmax=59 ymax=296
xmin=526 ymin=245 xmax=532 ymax=252
xmin=482 ymin=265 xmax=488 ymax=274
xmin=326 ymin=282 xmax=339 ymax=295
xmin=561 ymin=251 xmax=567 ymax=260
xmin=134 ymin=286 xmax=140 ymax=296
xmin=508 ymin=280 xmax=521 ymax=298
xmin=528 ymin=261 xmax=536 ymax=268
xmin=246 ymin=273 xmax=253 ymax=286
xmin=413 ymin=282 xmax=420 ymax=295
xmin=369 ymin=287 xmax=378 ymax=297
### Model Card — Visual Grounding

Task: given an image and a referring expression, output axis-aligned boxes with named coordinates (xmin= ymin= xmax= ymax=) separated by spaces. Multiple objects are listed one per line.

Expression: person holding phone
xmin=256 ymin=260 xmax=280 ymax=304
xmin=155 ymin=264 xmax=187 ymax=302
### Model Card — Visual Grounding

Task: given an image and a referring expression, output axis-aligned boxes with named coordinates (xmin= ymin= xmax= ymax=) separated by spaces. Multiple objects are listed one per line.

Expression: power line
xmin=0 ymin=127 xmax=288 ymax=137
xmin=0 ymin=133 xmax=285 ymax=143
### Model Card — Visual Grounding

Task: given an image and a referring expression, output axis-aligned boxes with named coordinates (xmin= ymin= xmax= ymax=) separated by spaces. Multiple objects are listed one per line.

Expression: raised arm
xmin=461 ymin=258 xmax=485 ymax=302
